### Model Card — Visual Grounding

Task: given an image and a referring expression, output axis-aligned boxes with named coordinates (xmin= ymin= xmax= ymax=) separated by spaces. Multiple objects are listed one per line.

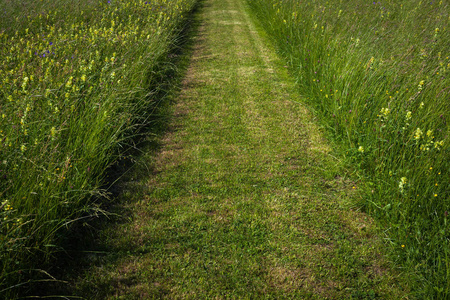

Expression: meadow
xmin=246 ymin=0 xmax=449 ymax=297
xmin=0 ymin=0 xmax=197 ymax=296
xmin=1 ymin=0 xmax=449 ymax=297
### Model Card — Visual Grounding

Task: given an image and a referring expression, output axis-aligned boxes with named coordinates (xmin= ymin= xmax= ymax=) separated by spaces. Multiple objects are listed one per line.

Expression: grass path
xmin=72 ymin=0 xmax=408 ymax=298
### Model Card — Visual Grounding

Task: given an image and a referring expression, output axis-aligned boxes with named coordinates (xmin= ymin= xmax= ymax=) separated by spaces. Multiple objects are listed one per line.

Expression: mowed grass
xmin=246 ymin=0 xmax=450 ymax=297
xmin=68 ymin=0 xmax=408 ymax=298
xmin=0 ymin=0 xmax=198 ymax=297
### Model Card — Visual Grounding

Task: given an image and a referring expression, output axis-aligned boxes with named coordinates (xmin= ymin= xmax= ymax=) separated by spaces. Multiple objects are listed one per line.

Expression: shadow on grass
xmin=25 ymin=1 xmax=207 ymax=298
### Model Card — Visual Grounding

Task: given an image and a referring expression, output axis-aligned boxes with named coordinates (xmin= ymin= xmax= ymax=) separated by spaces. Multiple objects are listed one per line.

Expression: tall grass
xmin=246 ymin=0 xmax=449 ymax=297
xmin=0 ymin=0 xmax=197 ymax=297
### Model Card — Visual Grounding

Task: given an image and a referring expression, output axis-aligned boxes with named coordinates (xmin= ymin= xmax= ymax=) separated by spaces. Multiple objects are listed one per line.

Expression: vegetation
xmin=0 ymin=0 xmax=198 ymax=296
xmin=246 ymin=0 xmax=449 ymax=297
xmin=2 ymin=0 xmax=447 ymax=297
xmin=68 ymin=0 xmax=407 ymax=298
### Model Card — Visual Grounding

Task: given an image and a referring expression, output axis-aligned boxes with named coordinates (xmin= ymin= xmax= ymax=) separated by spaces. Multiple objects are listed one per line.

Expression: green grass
xmin=245 ymin=0 xmax=450 ymax=297
xmin=66 ymin=0 xmax=408 ymax=298
xmin=0 ymin=0 xmax=198 ymax=297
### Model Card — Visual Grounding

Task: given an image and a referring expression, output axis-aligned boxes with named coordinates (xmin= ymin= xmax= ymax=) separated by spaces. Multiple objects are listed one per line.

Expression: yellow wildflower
xmin=399 ymin=177 xmax=407 ymax=192
xmin=405 ymin=111 xmax=412 ymax=121
xmin=414 ymin=128 xmax=423 ymax=140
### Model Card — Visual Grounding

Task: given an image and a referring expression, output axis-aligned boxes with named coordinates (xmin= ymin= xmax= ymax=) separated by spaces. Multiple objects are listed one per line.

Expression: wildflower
xmin=420 ymin=144 xmax=429 ymax=151
xmin=380 ymin=107 xmax=390 ymax=117
xmin=399 ymin=177 xmax=407 ymax=192
xmin=366 ymin=57 xmax=375 ymax=70
xmin=405 ymin=111 xmax=412 ymax=121
xmin=20 ymin=144 xmax=26 ymax=152
xmin=418 ymin=80 xmax=424 ymax=91
xmin=419 ymin=102 xmax=425 ymax=109
xmin=21 ymin=76 xmax=29 ymax=90
xmin=414 ymin=128 xmax=423 ymax=140
xmin=50 ymin=127 xmax=56 ymax=138
xmin=358 ymin=146 xmax=364 ymax=153
xmin=434 ymin=140 xmax=444 ymax=150
xmin=65 ymin=76 xmax=73 ymax=88
xmin=1 ymin=200 xmax=11 ymax=211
